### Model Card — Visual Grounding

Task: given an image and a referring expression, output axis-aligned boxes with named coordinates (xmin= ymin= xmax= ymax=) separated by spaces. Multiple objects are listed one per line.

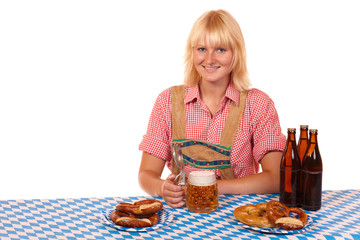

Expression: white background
xmin=1 ymin=0 xmax=359 ymax=200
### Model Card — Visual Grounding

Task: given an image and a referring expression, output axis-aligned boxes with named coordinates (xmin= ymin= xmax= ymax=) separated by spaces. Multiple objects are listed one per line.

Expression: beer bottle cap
xmin=188 ymin=171 xmax=216 ymax=186
xmin=300 ymin=125 xmax=309 ymax=129
xmin=287 ymin=128 xmax=296 ymax=132
xmin=309 ymin=129 xmax=318 ymax=133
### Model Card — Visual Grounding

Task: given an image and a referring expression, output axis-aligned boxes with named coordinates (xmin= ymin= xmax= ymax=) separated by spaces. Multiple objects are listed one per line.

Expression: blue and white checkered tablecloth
xmin=1 ymin=190 xmax=359 ymax=239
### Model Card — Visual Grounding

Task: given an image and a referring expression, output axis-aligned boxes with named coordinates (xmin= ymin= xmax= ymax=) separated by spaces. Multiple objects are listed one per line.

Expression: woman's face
xmin=193 ymin=41 xmax=233 ymax=85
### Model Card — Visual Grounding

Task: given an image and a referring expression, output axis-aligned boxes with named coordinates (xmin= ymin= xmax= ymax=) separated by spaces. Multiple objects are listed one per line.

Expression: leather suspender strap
xmin=171 ymin=85 xmax=186 ymax=176
xmin=171 ymin=85 xmax=186 ymax=141
xmin=218 ymin=90 xmax=248 ymax=179
xmin=220 ymin=90 xmax=248 ymax=148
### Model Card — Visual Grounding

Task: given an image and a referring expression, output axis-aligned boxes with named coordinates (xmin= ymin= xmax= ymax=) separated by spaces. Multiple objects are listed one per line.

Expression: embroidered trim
xmin=182 ymin=155 xmax=231 ymax=169
xmin=172 ymin=139 xmax=231 ymax=156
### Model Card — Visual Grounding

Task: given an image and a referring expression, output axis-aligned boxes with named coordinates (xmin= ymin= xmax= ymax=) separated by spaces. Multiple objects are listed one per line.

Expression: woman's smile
xmin=203 ymin=65 xmax=220 ymax=73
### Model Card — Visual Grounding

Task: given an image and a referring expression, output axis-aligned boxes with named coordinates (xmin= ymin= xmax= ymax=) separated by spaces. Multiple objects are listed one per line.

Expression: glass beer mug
xmin=186 ymin=171 xmax=218 ymax=213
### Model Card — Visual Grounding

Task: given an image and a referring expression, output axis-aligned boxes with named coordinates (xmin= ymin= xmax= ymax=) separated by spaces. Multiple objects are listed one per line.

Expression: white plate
xmin=237 ymin=215 xmax=313 ymax=234
xmin=100 ymin=208 xmax=174 ymax=232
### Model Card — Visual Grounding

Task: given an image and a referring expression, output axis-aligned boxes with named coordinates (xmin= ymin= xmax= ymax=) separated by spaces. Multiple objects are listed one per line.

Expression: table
xmin=1 ymin=190 xmax=359 ymax=239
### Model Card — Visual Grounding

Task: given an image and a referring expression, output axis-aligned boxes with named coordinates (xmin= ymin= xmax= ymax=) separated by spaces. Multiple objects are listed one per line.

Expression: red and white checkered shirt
xmin=139 ymin=83 xmax=286 ymax=178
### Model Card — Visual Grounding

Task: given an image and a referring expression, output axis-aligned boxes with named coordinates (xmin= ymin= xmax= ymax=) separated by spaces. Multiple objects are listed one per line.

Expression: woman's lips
xmin=203 ymin=66 xmax=220 ymax=73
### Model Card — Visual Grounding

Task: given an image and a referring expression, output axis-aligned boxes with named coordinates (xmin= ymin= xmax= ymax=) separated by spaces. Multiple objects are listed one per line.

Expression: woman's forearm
xmin=218 ymin=151 xmax=282 ymax=195
xmin=217 ymin=171 xmax=279 ymax=195
xmin=138 ymin=152 xmax=167 ymax=197
xmin=138 ymin=170 xmax=165 ymax=197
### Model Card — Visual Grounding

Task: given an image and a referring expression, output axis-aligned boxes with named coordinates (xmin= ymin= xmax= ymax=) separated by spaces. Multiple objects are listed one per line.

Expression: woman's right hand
xmin=161 ymin=174 xmax=186 ymax=208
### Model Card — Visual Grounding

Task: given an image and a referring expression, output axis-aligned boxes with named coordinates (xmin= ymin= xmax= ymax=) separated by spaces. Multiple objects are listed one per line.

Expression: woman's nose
xmin=205 ymin=52 xmax=215 ymax=64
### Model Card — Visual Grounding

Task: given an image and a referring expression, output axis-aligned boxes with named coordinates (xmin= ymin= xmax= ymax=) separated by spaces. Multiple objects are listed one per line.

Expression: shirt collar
xmin=184 ymin=82 xmax=240 ymax=106
xmin=184 ymin=85 xmax=200 ymax=104
xmin=224 ymin=82 xmax=240 ymax=106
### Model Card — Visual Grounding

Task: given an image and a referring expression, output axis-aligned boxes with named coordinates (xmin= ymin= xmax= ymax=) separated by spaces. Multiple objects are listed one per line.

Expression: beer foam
xmin=188 ymin=171 xmax=216 ymax=186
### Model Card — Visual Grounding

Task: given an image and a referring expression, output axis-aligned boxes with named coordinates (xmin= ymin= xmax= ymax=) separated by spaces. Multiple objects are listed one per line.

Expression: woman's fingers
xmin=162 ymin=174 xmax=186 ymax=208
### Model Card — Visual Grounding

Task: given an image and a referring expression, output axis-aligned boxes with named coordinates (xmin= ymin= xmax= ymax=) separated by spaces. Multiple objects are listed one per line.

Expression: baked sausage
xmin=110 ymin=210 xmax=159 ymax=228
xmin=116 ymin=199 xmax=163 ymax=217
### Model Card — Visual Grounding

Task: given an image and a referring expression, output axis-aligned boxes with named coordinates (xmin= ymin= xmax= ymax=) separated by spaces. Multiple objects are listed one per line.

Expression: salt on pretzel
xmin=116 ymin=199 xmax=163 ymax=217
xmin=110 ymin=210 xmax=159 ymax=228
xmin=234 ymin=202 xmax=276 ymax=228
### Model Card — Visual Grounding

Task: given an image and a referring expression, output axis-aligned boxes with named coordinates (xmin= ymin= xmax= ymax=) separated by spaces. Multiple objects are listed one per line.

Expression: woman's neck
xmin=199 ymin=79 xmax=230 ymax=116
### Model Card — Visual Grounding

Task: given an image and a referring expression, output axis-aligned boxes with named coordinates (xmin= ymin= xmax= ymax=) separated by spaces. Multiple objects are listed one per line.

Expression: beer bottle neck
xmin=287 ymin=132 xmax=296 ymax=142
xmin=309 ymin=132 xmax=318 ymax=144
xmin=305 ymin=131 xmax=318 ymax=157
xmin=299 ymin=129 xmax=308 ymax=140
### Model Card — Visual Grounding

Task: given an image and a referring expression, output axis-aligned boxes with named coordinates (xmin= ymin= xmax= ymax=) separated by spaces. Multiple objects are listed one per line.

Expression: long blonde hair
xmin=184 ymin=9 xmax=251 ymax=91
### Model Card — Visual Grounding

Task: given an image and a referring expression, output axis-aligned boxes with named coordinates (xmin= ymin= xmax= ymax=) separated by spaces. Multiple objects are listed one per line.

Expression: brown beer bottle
xmin=280 ymin=128 xmax=301 ymax=207
xmin=297 ymin=125 xmax=308 ymax=205
xmin=302 ymin=129 xmax=323 ymax=211
xmin=297 ymin=125 xmax=309 ymax=164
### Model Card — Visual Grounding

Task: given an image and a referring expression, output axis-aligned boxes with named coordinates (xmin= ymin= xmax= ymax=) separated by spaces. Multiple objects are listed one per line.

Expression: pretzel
xmin=116 ymin=199 xmax=163 ymax=217
xmin=234 ymin=200 xmax=308 ymax=231
xmin=275 ymin=207 xmax=308 ymax=230
xmin=266 ymin=200 xmax=307 ymax=230
xmin=266 ymin=200 xmax=290 ymax=224
xmin=110 ymin=210 xmax=159 ymax=228
xmin=234 ymin=202 xmax=276 ymax=228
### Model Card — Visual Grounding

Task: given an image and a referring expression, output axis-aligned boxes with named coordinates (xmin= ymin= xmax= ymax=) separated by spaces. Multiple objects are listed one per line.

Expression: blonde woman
xmin=138 ymin=9 xmax=286 ymax=208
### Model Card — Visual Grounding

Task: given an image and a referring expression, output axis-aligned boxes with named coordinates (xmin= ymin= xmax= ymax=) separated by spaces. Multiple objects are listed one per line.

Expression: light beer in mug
xmin=186 ymin=171 xmax=218 ymax=213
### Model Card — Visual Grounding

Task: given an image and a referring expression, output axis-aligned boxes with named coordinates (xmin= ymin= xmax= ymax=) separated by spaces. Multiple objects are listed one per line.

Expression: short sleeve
xmin=138 ymin=88 xmax=172 ymax=161
xmin=249 ymin=89 xmax=286 ymax=162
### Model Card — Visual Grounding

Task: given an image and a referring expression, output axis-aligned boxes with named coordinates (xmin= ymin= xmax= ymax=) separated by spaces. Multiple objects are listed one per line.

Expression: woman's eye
xmin=217 ymin=48 xmax=226 ymax=53
xmin=197 ymin=47 xmax=206 ymax=52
